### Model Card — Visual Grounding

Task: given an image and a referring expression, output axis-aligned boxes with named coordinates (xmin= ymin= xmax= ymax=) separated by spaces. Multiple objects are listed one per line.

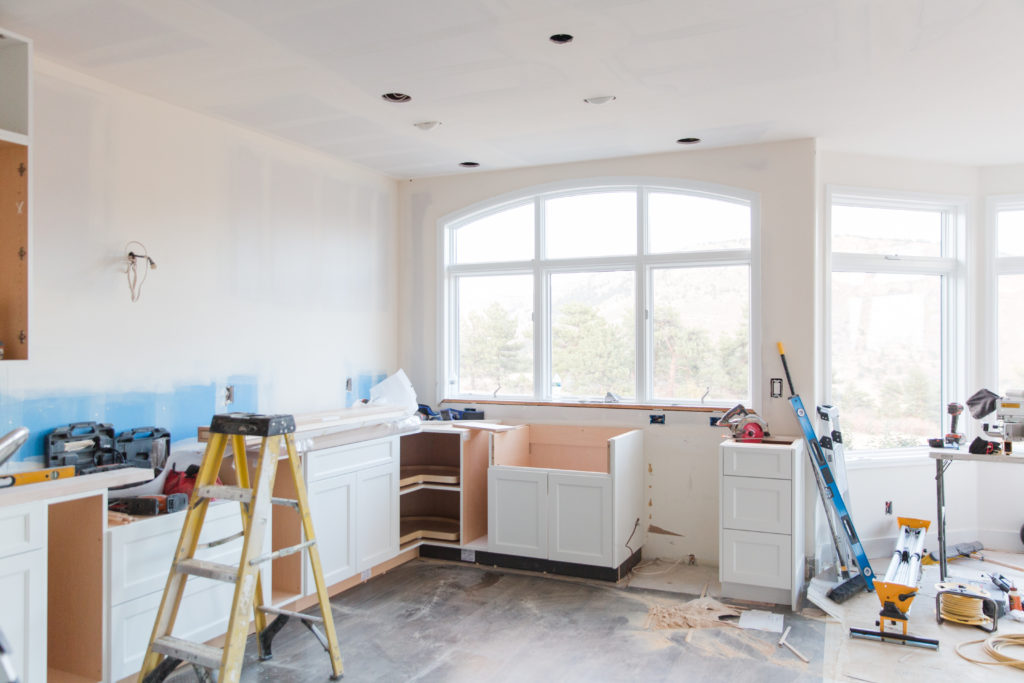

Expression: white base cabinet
xmin=488 ymin=424 xmax=644 ymax=569
xmin=106 ymin=501 xmax=253 ymax=681
xmin=0 ymin=502 xmax=46 ymax=683
xmin=719 ymin=438 xmax=805 ymax=610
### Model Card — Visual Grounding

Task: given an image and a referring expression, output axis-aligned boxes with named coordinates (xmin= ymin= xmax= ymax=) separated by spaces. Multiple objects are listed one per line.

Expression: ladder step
xmin=272 ymin=497 xmax=300 ymax=510
xmin=196 ymin=484 xmax=253 ymax=504
xmin=250 ymin=539 xmax=316 ymax=566
xmin=151 ymin=635 xmax=222 ymax=670
xmin=176 ymin=558 xmax=240 ymax=583
xmin=258 ymin=605 xmax=324 ymax=624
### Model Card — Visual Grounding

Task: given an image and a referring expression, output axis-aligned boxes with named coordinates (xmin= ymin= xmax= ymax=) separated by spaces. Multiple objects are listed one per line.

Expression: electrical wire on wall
xmin=124 ymin=241 xmax=156 ymax=302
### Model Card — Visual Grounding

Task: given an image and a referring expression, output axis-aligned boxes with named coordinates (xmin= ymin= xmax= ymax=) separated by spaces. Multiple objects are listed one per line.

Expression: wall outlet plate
xmin=649 ymin=414 xmax=665 ymax=424
xmin=360 ymin=568 xmax=371 ymax=581
xmin=461 ymin=549 xmax=476 ymax=563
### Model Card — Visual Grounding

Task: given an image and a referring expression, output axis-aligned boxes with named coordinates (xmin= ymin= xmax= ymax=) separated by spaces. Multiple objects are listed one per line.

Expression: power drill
xmin=946 ymin=402 xmax=964 ymax=446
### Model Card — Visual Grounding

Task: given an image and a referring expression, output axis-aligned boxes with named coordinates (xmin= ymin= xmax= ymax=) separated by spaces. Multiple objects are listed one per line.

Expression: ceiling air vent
xmin=381 ymin=92 xmax=412 ymax=103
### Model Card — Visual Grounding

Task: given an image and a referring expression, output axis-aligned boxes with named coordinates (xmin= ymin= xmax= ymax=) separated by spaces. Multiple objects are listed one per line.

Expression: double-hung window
xmin=827 ymin=188 xmax=965 ymax=453
xmin=442 ymin=180 xmax=758 ymax=406
xmin=992 ymin=199 xmax=1024 ymax=390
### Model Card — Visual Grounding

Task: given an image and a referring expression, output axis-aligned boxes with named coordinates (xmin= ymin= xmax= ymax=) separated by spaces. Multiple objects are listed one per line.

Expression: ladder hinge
xmin=17 ymin=162 xmax=26 ymax=177
xmin=18 ymin=247 xmax=25 ymax=261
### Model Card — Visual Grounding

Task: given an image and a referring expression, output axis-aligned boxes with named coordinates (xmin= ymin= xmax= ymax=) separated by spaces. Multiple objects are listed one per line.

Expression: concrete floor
xmin=168 ymin=559 xmax=826 ymax=682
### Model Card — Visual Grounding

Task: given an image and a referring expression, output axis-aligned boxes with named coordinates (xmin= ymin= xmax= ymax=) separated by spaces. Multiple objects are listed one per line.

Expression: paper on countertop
xmin=737 ymin=610 xmax=784 ymax=632
xmin=369 ymin=368 xmax=418 ymax=416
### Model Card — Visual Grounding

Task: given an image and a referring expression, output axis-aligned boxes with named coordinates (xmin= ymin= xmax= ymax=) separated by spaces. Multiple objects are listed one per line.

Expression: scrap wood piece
xmin=647 ymin=596 xmax=742 ymax=631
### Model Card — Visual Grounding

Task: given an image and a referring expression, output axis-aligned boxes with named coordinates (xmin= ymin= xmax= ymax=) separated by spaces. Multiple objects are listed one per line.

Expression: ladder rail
xmin=139 ymin=432 xmax=228 ymax=678
xmin=231 ymin=433 xmax=269 ymax=645
xmin=284 ymin=433 xmax=344 ymax=678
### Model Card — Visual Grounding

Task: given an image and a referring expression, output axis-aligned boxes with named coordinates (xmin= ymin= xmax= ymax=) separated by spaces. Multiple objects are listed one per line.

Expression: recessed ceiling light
xmin=413 ymin=121 xmax=441 ymax=131
xmin=676 ymin=137 xmax=701 ymax=145
xmin=549 ymin=34 xmax=574 ymax=44
xmin=381 ymin=92 xmax=412 ymax=103
xmin=584 ymin=96 xmax=616 ymax=105
xmin=459 ymin=161 xmax=480 ymax=168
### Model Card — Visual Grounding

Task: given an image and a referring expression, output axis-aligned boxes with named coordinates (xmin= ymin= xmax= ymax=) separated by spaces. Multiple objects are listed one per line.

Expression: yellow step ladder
xmin=139 ymin=413 xmax=343 ymax=682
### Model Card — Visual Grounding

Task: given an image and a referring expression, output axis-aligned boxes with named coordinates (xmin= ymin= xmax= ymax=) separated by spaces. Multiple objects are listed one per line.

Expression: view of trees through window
xmin=829 ymin=198 xmax=958 ymax=451
xmin=447 ymin=183 xmax=754 ymax=404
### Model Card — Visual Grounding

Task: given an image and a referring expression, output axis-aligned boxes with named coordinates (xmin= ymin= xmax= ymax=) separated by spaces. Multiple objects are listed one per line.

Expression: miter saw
xmin=982 ymin=390 xmax=1024 ymax=444
xmin=717 ymin=404 xmax=770 ymax=443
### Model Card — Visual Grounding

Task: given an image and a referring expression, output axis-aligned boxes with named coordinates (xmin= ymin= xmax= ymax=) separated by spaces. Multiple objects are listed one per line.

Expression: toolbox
xmin=45 ymin=422 xmax=122 ymax=474
xmin=115 ymin=427 xmax=171 ymax=468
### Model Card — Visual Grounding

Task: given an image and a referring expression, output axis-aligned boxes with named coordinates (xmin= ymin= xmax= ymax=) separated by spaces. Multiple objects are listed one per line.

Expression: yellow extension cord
xmin=955 ymin=633 xmax=1024 ymax=669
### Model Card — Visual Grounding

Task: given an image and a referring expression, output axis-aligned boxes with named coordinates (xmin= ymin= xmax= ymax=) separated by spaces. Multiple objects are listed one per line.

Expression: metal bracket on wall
xmin=17 ymin=162 xmax=25 ymax=177
xmin=18 ymin=247 xmax=25 ymax=260
xmin=18 ymin=330 xmax=25 ymax=344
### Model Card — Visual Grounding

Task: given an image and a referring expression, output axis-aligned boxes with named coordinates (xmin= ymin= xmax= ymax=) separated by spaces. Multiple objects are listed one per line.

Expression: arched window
xmin=441 ymin=178 xmax=759 ymax=406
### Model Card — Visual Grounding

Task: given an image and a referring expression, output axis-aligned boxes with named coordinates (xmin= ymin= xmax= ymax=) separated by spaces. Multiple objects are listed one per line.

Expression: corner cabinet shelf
xmin=0 ymin=27 xmax=31 ymax=362
xmin=398 ymin=426 xmax=489 ymax=551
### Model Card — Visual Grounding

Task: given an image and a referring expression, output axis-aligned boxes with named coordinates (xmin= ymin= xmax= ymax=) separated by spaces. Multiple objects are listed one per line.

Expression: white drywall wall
xmin=397 ymin=139 xmax=818 ymax=563
xmin=0 ymin=58 xmax=399 ymax=449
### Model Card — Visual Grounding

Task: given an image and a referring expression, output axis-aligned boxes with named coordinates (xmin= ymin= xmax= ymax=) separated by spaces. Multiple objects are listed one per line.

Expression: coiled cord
xmin=956 ymin=633 xmax=1024 ymax=669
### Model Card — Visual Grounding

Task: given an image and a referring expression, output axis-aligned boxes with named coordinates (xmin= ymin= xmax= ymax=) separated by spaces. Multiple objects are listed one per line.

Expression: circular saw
xmin=717 ymin=404 xmax=769 ymax=443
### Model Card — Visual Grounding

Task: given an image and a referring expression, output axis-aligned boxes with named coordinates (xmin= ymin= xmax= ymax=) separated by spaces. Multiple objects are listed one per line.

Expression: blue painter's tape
xmin=357 ymin=373 xmax=374 ymax=402
xmin=0 ymin=382 xmax=239 ymax=462
xmin=227 ymin=374 xmax=258 ymax=414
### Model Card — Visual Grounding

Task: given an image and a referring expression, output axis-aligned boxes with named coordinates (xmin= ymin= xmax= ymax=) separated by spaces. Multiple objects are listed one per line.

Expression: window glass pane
xmin=997 ymin=209 xmax=1024 ymax=257
xmin=648 ymin=192 xmax=750 ymax=253
xmin=454 ymin=203 xmax=534 ymax=264
xmin=831 ymin=205 xmax=942 ymax=257
xmin=999 ymin=274 xmax=1024 ymax=391
xmin=651 ymin=266 xmax=749 ymax=402
xmin=550 ymin=271 xmax=635 ymax=399
xmin=545 ymin=192 xmax=636 ymax=259
xmin=831 ymin=273 xmax=941 ymax=449
xmin=456 ymin=275 xmax=533 ymax=395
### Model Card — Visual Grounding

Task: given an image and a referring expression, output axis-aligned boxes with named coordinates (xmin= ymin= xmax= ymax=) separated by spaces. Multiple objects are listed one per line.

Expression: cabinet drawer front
xmin=0 ymin=501 xmax=44 ymax=558
xmin=720 ymin=529 xmax=791 ymax=590
xmin=307 ymin=438 xmax=394 ymax=480
xmin=721 ymin=476 xmax=791 ymax=534
xmin=108 ymin=502 xmax=245 ymax=605
xmin=109 ymin=578 xmax=237 ymax=681
xmin=721 ymin=444 xmax=792 ymax=479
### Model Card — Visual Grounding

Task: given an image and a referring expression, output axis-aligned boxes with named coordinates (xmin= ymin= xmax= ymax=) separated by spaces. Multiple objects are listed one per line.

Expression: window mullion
xmin=535 ymin=197 xmax=548 ymax=401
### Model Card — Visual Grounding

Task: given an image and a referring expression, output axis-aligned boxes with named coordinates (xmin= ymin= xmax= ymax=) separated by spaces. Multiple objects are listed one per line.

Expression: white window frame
xmin=438 ymin=177 xmax=761 ymax=408
xmin=825 ymin=186 xmax=967 ymax=460
xmin=986 ymin=195 xmax=1024 ymax=389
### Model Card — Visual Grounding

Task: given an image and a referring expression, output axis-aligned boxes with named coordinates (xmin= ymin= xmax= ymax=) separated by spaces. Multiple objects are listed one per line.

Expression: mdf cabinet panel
xmin=488 ymin=467 xmax=548 ymax=559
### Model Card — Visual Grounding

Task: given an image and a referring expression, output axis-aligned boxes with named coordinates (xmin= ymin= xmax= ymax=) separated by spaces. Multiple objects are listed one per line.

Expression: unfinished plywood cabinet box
xmin=398 ymin=425 xmax=489 ymax=551
xmin=0 ymin=27 xmax=30 ymax=361
xmin=488 ymin=424 xmax=645 ymax=574
xmin=718 ymin=438 xmax=806 ymax=610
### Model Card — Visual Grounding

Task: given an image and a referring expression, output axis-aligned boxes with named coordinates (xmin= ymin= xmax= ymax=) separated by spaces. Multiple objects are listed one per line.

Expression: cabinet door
xmin=355 ymin=462 xmax=398 ymax=571
xmin=0 ymin=549 xmax=45 ymax=683
xmin=548 ymin=472 xmax=613 ymax=567
xmin=721 ymin=476 xmax=792 ymax=535
xmin=488 ymin=467 xmax=547 ymax=559
xmin=720 ymin=528 xmax=791 ymax=590
xmin=306 ymin=472 xmax=356 ymax=591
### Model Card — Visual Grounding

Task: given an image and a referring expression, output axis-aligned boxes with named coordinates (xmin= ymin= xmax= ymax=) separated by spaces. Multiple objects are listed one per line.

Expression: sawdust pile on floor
xmin=646 ymin=597 xmax=741 ymax=631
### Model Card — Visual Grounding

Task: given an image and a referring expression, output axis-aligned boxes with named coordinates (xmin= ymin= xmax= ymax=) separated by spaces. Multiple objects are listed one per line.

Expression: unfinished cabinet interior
xmin=398 ymin=426 xmax=489 ymax=550
xmin=488 ymin=424 xmax=644 ymax=572
xmin=0 ymin=28 xmax=30 ymax=361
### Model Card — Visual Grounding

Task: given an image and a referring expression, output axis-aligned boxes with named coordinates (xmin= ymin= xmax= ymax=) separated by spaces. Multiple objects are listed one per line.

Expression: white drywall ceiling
xmin=1 ymin=0 xmax=1020 ymax=178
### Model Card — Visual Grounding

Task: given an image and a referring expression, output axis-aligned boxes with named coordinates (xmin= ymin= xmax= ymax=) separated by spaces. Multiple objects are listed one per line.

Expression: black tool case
xmin=115 ymin=427 xmax=171 ymax=468
xmin=45 ymin=422 xmax=121 ymax=474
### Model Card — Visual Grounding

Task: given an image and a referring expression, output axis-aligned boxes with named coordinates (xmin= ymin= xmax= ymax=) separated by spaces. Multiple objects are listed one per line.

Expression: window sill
xmin=441 ymin=398 xmax=725 ymax=413
xmin=845 ymin=446 xmax=937 ymax=469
